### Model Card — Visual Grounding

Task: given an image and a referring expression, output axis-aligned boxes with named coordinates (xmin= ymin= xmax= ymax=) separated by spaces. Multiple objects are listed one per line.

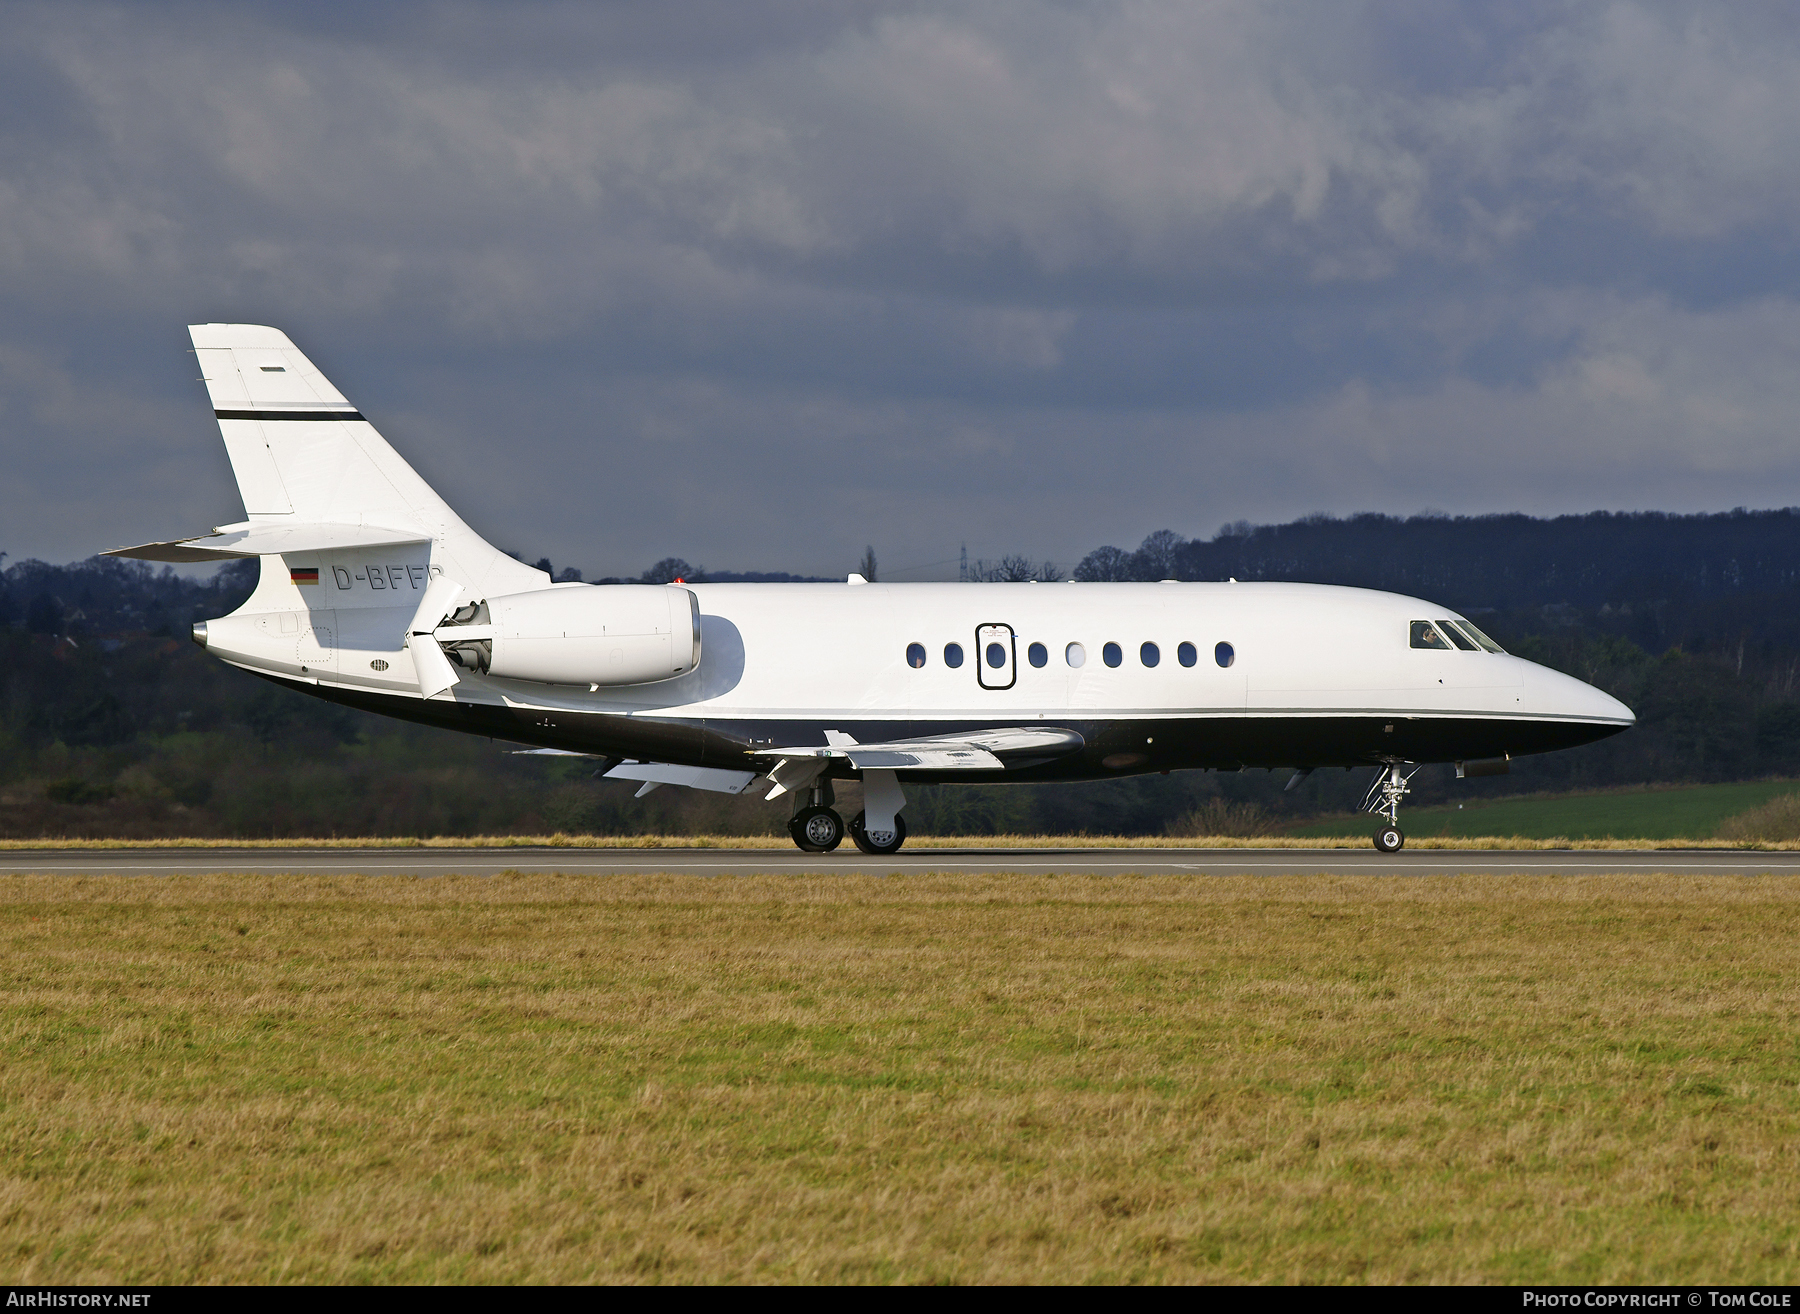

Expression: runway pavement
xmin=4 ymin=846 xmax=1800 ymax=877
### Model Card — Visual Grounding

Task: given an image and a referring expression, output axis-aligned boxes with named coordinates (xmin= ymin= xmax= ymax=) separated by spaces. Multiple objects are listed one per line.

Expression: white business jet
xmin=108 ymin=325 xmax=1634 ymax=853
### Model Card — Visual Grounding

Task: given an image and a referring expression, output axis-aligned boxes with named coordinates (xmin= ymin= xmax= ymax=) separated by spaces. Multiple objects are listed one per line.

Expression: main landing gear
xmin=849 ymin=810 xmax=906 ymax=855
xmin=786 ymin=776 xmax=909 ymax=854
xmin=790 ymin=804 xmax=843 ymax=852
xmin=788 ymin=778 xmax=842 ymax=851
xmin=1363 ymin=763 xmax=1420 ymax=852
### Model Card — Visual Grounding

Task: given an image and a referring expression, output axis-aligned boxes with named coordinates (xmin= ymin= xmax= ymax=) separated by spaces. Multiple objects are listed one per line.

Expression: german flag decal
xmin=290 ymin=568 xmax=320 ymax=586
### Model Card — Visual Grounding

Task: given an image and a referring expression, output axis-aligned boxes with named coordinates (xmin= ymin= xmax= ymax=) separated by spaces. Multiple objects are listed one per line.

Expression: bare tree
xmin=1130 ymin=529 xmax=1186 ymax=580
xmin=857 ymin=545 xmax=878 ymax=582
xmin=975 ymin=554 xmax=1062 ymax=582
xmin=640 ymin=557 xmax=702 ymax=584
xmin=1073 ymin=545 xmax=1132 ymax=581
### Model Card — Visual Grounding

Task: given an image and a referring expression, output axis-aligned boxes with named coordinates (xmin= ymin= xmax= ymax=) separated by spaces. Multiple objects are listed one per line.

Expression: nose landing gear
xmin=1363 ymin=763 xmax=1420 ymax=852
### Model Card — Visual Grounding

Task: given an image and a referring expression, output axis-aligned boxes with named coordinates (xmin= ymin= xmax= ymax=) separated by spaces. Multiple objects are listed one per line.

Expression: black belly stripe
xmin=214 ymin=409 xmax=366 ymax=421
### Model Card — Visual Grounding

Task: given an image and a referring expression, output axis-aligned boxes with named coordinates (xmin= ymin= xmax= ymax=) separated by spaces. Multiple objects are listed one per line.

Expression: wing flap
xmin=605 ymin=761 xmax=759 ymax=795
xmin=846 ymin=746 xmax=1003 ymax=770
xmin=509 ymin=751 xmax=761 ymax=798
xmin=753 ymin=726 xmax=1083 ymax=776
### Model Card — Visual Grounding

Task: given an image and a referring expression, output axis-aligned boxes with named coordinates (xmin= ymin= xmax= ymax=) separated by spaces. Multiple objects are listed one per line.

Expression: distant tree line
xmin=1074 ymin=509 xmax=1800 ymax=652
xmin=519 ymin=554 xmax=835 ymax=586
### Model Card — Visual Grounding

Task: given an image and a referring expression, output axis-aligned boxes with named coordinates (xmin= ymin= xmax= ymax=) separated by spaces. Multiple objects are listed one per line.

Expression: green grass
xmin=4 ymin=873 xmax=1800 ymax=1283
xmin=1286 ymin=779 xmax=1800 ymax=841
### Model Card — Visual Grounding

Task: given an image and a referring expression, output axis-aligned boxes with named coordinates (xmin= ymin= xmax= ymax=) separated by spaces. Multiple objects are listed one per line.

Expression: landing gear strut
xmin=1363 ymin=763 xmax=1420 ymax=852
xmin=851 ymin=768 xmax=907 ymax=855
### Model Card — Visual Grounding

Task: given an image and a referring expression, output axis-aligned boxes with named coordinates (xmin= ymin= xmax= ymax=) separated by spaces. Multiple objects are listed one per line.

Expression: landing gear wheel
xmin=790 ymin=806 xmax=844 ymax=853
xmin=1374 ymin=825 xmax=1405 ymax=853
xmin=849 ymin=810 xmax=907 ymax=855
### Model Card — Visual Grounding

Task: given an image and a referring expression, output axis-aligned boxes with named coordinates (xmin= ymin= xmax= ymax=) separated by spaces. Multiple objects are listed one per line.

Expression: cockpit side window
xmin=1450 ymin=618 xmax=1507 ymax=654
xmin=1436 ymin=619 xmax=1478 ymax=651
xmin=1410 ymin=620 xmax=1452 ymax=650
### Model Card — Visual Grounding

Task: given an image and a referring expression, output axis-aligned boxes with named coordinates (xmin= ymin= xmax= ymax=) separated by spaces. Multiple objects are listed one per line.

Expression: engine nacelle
xmin=441 ymin=584 xmax=700 ymax=686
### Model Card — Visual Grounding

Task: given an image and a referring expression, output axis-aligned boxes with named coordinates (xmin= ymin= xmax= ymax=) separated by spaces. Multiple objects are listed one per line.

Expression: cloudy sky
xmin=5 ymin=1 xmax=1800 ymax=579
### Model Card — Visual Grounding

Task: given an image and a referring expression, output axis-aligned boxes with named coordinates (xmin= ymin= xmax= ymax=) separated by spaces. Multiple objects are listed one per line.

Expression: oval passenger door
xmin=976 ymin=623 xmax=1016 ymax=690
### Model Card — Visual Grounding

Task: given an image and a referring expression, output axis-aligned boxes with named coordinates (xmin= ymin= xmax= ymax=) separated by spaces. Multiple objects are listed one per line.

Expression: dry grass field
xmin=4 ymin=871 xmax=1799 ymax=1284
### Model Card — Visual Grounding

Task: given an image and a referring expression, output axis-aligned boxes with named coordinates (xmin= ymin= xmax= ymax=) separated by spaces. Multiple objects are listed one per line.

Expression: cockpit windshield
xmin=1436 ymin=619 xmax=1478 ymax=651
xmin=1447 ymin=617 xmax=1506 ymax=654
xmin=1410 ymin=620 xmax=1451 ymax=650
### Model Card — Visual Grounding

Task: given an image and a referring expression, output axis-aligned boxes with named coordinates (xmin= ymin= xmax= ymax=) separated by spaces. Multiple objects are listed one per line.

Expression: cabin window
xmin=1177 ymin=641 xmax=1197 ymax=667
xmin=1436 ymin=619 xmax=1478 ymax=651
xmin=1450 ymin=618 xmax=1506 ymax=654
xmin=1028 ymin=641 xmax=1048 ymax=668
xmin=1215 ymin=641 xmax=1235 ymax=668
xmin=1066 ymin=642 xmax=1086 ymax=668
xmin=907 ymin=642 xmax=926 ymax=668
xmin=1410 ymin=620 xmax=1452 ymax=650
xmin=944 ymin=642 xmax=964 ymax=668
xmin=1103 ymin=642 xmax=1122 ymax=667
xmin=986 ymin=642 xmax=1007 ymax=669
xmin=1141 ymin=641 xmax=1160 ymax=667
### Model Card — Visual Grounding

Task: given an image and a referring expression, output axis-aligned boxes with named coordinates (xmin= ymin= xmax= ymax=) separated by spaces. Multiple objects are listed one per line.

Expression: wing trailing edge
xmin=754 ymin=726 xmax=1084 ymax=797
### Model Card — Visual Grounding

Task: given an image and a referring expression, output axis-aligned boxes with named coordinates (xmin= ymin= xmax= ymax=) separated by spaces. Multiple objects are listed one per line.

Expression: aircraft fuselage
xmin=202 ymin=572 xmax=1632 ymax=781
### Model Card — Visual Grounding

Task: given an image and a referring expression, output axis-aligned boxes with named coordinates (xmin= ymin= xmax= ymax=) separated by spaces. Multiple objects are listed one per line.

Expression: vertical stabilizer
xmin=189 ymin=324 xmax=546 ymax=598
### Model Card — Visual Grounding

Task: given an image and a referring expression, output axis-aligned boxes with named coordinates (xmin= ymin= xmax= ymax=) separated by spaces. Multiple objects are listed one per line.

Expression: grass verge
xmin=1287 ymin=780 xmax=1800 ymax=842
xmin=3 ymin=872 xmax=1799 ymax=1283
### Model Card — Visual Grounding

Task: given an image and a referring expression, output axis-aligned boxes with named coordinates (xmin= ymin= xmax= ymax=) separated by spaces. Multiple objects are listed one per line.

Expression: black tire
xmin=1374 ymin=825 xmax=1405 ymax=853
xmin=849 ymin=810 xmax=907 ymax=855
xmin=790 ymin=806 xmax=844 ymax=853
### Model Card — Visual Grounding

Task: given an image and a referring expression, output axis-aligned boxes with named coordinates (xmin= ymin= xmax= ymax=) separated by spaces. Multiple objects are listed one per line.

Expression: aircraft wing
xmin=524 ymin=728 xmax=1086 ymax=805
xmin=604 ymin=761 xmax=759 ymax=797
xmin=509 ymin=749 xmax=759 ymax=799
xmin=753 ymin=726 xmax=1085 ymax=772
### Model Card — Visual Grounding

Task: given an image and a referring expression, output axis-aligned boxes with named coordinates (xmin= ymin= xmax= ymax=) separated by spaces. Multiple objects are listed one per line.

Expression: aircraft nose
xmin=1523 ymin=661 xmax=1634 ymax=725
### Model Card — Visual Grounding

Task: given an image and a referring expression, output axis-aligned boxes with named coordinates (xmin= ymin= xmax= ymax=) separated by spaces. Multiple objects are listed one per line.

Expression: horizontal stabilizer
xmin=106 ymin=520 xmax=431 ymax=562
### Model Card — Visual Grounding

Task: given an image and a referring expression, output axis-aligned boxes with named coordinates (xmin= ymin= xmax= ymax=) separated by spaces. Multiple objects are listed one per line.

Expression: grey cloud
xmin=3 ymin=2 xmax=1800 ymax=574
xmin=12 ymin=2 xmax=1799 ymax=314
